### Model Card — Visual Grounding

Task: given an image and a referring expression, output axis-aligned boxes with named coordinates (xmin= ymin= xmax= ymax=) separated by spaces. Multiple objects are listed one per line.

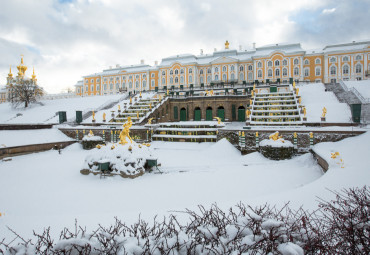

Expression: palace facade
xmin=75 ymin=40 xmax=370 ymax=96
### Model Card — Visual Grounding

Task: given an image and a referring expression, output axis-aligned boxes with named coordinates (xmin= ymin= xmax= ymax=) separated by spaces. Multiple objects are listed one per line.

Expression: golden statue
xmin=118 ymin=105 xmax=121 ymax=111
xmin=130 ymin=96 xmax=132 ymax=104
xmin=251 ymin=90 xmax=254 ymax=97
xmin=147 ymin=117 xmax=153 ymax=125
xmin=159 ymin=95 xmax=162 ymax=101
xmin=140 ymin=91 xmax=142 ymax=97
xmin=269 ymin=131 xmax=283 ymax=141
xmin=214 ymin=117 xmax=222 ymax=124
xmin=293 ymin=132 xmax=297 ymax=138
xmin=137 ymin=111 xmax=139 ymax=119
xmin=89 ymin=130 xmax=94 ymax=136
xmin=303 ymin=107 xmax=307 ymax=117
xmin=167 ymin=89 xmax=169 ymax=95
xmin=225 ymin=40 xmax=229 ymax=49
xmin=253 ymin=84 xmax=256 ymax=90
xmin=293 ymin=81 xmax=296 ymax=89
xmin=331 ymin=152 xmax=340 ymax=159
xmin=296 ymin=88 xmax=299 ymax=95
xmin=92 ymin=111 xmax=95 ymax=121
xmin=119 ymin=117 xmax=133 ymax=145
xmin=246 ymin=109 xmax=251 ymax=118
xmin=309 ymin=132 xmax=313 ymax=138
xmin=149 ymin=103 xmax=152 ymax=110
xmin=256 ymin=132 xmax=259 ymax=137
xmin=298 ymin=97 xmax=301 ymax=104
xmin=103 ymin=112 xmax=106 ymax=121
xmin=250 ymin=99 xmax=253 ymax=105
xmin=322 ymin=107 xmax=327 ymax=118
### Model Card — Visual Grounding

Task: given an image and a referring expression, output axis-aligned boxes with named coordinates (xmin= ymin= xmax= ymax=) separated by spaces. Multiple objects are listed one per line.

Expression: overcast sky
xmin=0 ymin=0 xmax=369 ymax=93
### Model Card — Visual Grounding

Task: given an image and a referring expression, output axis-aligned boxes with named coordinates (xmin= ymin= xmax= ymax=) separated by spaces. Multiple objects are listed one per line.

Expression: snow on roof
xmin=253 ymin=43 xmax=304 ymax=57
xmin=323 ymin=40 xmax=370 ymax=53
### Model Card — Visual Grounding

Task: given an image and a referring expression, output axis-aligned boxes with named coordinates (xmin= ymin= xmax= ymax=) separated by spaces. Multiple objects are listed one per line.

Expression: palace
xmin=75 ymin=40 xmax=370 ymax=96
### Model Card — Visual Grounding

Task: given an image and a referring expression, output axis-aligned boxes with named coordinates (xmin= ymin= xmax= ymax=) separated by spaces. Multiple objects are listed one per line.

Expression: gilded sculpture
xmin=269 ymin=131 xmax=283 ymax=141
xmin=322 ymin=107 xmax=327 ymax=117
xmin=119 ymin=117 xmax=133 ymax=145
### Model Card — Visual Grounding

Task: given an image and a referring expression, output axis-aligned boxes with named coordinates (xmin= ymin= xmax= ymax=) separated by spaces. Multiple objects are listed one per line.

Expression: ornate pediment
xmin=210 ymin=56 xmax=239 ymax=64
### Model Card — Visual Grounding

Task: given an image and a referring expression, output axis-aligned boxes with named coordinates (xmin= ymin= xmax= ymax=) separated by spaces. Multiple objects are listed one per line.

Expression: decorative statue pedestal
xmin=82 ymin=132 xmax=104 ymax=150
xmin=321 ymin=117 xmax=326 ymax=122
xmin=259 ymin=131 xmax=295 ymax=160
xmin=303 ymin=117 xmax=307 ymax=122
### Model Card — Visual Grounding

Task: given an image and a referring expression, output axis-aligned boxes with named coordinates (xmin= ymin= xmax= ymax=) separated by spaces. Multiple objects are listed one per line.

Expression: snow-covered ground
xmin=343 ymin=80 xmax=370 ymax=99
xmin=0 ymin=127 xmax=73 ymax=147
xmin=298 ymin=83 xmax=351 ymax=122
xmin=1 ymin=130 xmax=369 ymax=241
xmin=0 ymin=94 xmax=124 ymax=124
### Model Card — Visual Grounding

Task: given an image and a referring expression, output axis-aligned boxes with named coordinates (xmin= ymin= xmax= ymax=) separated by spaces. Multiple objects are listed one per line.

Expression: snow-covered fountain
xmin=80 ymin=117 xmax=158 ymax=178
xmin=259 ymin=131 xmax=295 ymax=160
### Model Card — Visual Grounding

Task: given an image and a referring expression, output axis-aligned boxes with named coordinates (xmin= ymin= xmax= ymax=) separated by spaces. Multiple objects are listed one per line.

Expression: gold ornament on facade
xmin=17 ymin=55 xmax=27 ymax=77
xmin=103 ymin=113 xmax=106 ymax=121
xmin=225 ymin=40 xmax=229 ymax=49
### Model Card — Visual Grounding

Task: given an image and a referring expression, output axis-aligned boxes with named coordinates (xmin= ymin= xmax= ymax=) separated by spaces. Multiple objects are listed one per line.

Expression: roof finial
xmin=32 ymin=67 xmax=37 ymax=80
xmin=8 ymin=65 xmax=13 ymax=78
xmin=225 ymin=40 xmax=229 ymax=49
xmin=21 ymin=54 xmax=24 ymax=64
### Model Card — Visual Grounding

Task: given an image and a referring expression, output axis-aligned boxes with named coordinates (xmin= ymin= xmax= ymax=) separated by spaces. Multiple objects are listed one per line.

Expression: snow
xmin=343 ymin=80 xmax=370 ymax=99
xmin=0 ymin=127 xmax=73 ymax=147
xmin=0 ymin=94 xmax=123 ymax=124
xmin=260 ymin=138 xmax=294 ymax=147
xmin=298 ymin=83 xmax=351 ymax=122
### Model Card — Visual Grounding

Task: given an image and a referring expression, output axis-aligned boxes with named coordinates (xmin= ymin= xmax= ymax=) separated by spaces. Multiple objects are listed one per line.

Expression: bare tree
xmin=6 ymin=78 xmax=44 ymax=108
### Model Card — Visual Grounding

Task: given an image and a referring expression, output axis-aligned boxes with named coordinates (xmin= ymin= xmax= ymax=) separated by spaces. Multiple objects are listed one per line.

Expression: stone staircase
xmin=151 ymin=122 xmax=222 ymax=142
xmin=110 ymin=95 xmax=162 ymax=124
xmin=324 ymin=83 xmax=360 ymax=104
xmin=249 ymin=90 xmax=302 ymax=125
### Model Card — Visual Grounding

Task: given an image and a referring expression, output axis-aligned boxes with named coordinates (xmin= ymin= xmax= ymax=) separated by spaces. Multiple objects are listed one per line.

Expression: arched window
xmin=151 ymin=80 xmax=154 ymax=87
xmin=231 ymin=73 xmax=235 ymax=80
xmin=189 ymin=75 xmax=192 ymax=83
xmin=180 ymin=76 xmax=184 ymax=84
xmin=294 ymin=67 xmax=299 ymax=76
xmin=239 ymin=73 xmax=244 ymax=81
xmin=222 ymin=74 xmax=227 ymax=81
xmin=275 ymin=69 xmax=280 ymax=77
xmin=91 ymin=85 xmax=94 ymax=91
xmin=257 ymin=62 xmax=262 ymax=68
xmin=170 ymin=70 xmax=173 ymax=75
xmin=248 ymin=65 xmax=253 ymax=71
xmin=330 ymin=57 xmax=336 ymax=63
xmin=129 ymin=82 xmax=132 ymax=88
xmin=315 ymin=58 xmax=321 ymax=64
xmin=342 ymin=56 xmax=349 ymax=62
xmin=293 ymin=58 xmax=299 ymax=65
xmin=239 ymin=66 xmax=244 ymax=71
xmin=151 ymin=73 xmax=154 ymax=78
xmin=283 ymin=68 xmax=288 ymax=76
xmin=200 ymin=69 xmax=203 ymax=75
xmin=162 ymin=71 xmax=165 ymax=76
xmin=208 ymin=68 xmax=212 ymax=74
xmin=200 ymin=76 xmax=204 ymax=83
xmin=304 ymin=68 xmax=309 ymax=77
xmin=304 ymin=59 xmax=309 ymax=65
xmin=275 ymin=60 xmax=280 ymax=66
xmin=121 ymin=82 xmax=125 ymax=88
xmin=189 ymin=68 xmax=192 ymax=73
xmin=330 ymin=66 xmax=336 ymax=75
xmin=248 ymin=72 xmax=252 ymax=80
xmin=283 ymin=59 xmax=288 ymax=66
xmin=315 ymin=67 xmax=321 ymax=76
xmin=222 ymin=66 xmax=227 ymax=72
xmin=104 ymin=84 xmax=107 ymax=90
xmin=257 ymin=70 xmax=262 ymax=78
xmin=110 ymin=83 xmax=113 ymax=90
xmin=231 ymin=65 xmax=235 ymax=71
xmin=135 ymin=81 xmax=139 ymax=88
xmin=355 ymin=55 xmax=362 ymax=61
xmin=214 ymin=67 xmax=219 ymax=72
xmin=268 ymin=69 xmax=273 ymax=77
xmin=143 ymin=81 xmax=146 ymax=87
xmin=343 ymin=65 xmax=349 ymax=74
xmin=162 ymin=78 xmax=165 ymax=85
xmin=207 ymin=76 xmax=211 ymax=83
xmin=115 ymin=83 xmax=119 ymax=89
xmin=215 ymin=75 xmax=219 ymax=81
xmin=174 ymin=69 xmax=178 ymax=75
xmin=180 ymin=69 xmax=184 ymax=74
xmin=355 ymin=64 xmax=362 ymax=73
xmin=170 ymin=77 xmax=173 ymax=84
xmin=267 ymin=61 xmax=273 ymax=67
xmin=175 ymin=77 xmax=178 ymax=83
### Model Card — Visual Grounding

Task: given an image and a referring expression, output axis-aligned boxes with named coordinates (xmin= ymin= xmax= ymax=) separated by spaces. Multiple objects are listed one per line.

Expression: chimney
xmin=239 ymin=45 xmax=242 ymax=51
xmin=200 ymin=49 xmax=203 ymax=55
xmin=140 ymin=59 xmax=145 ymax=64
xmin=253 ymin=42 xmax=256 ymax=49
xmin=214 ymin=48 xmax=217 ymax=52
xmin=154 ymin=60 xmax=158 ymax=66
xmin=116 ymin=64 xmax=120 ymax=68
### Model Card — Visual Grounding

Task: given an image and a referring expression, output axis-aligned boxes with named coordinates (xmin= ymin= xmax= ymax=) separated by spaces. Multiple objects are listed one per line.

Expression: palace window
xmin=96 ymin=85 xmax=100 ymax=90
xmin=180 ymin=69 xmax=184 ymax=74
xmin=162 ymin=71 xmax=165 ymax=76
xmin=330 ymin=66 xmax=336 ymax=75
xmin=231 ymin=65 xmax=235 ymax=71
xmin=268 ymin=69 xmax=273 ymax=77
xmin=116 ymin=77 xmax=119 ymax=81
xmin=315 ymin=58 xmax=321 ymax=64
xmin=170 ymin=70 xmax=173 ymax=75
xmin=180 ymin=76 xmax=184 ymax=84
xmin=143 ymin=74 xmax=146 ymax=79
xmin=110 ymin=77 xmax=113 ymax=81
xmin=189 ymin=68 xmax=192 ymax=74
xmin=215 ymin=67 xmax=219 ymax=72
xmin=248 ymin=65 xmax=253 ymax=71
xmin=222 ymin=66 xmax=227 ymax=72
xmin=343 ymin=65 xmax=349 ymax=74
xmin=355 ymin=55 xmax=362 ymax=61
xmin=257 ymin=70 xmax=262 ymax=78
xmin=189 ymin=75 xmax=192 ymax=83
xmin=267 ymin=61 xmax=273 ymax=67
xmin=222 ymin=74 xmax=227 ymax=81
xmin=282 ymin=59 xmax=288 ymax=66
xmin=275 ymin=69 xmax=280 ymax=77
xmin=175 ymin=69 xmax=179 ymax=75
xmin=104 ymin=78 xmax=107 ymax=82
xmin=135 ymin=81 xmax=139 ymax=88
xmin=257 ymin=62 xmax=262 ymax=68
xmin=85 ymin=80 xmax=88 ymax=84
xmin=207 ymin=76 xmax=211 ymax=83
xmin=275 ymin=60 xmax=280 ymax=66
xmin=283 ymin=68 xmax=288 ymax=76
xmin=129 ymin=75 xmax=132 ymax=79
xmin=330 ymin=57 xmax=336 ymax=63
xmin=355 ymin=64 xmax=362 ymax=73
xmin=162 ymin=78 xmax=165 ymax=85
xmin=200 ymin=69 xmax=203 ymax=75
xmin=239 ymin=66 xmax=244 ymax=71
xmin=143 ymin=81 xmax=146 ymax=87
xmin=116 ymin=83 xmax=119 ymax=89
xmin=174 ymin=77 xmax=178 ymax=83
xmin=96 ymin=78 xmax=100 ymax=82
xmin=304 ymin=68 xmax=309 ymax=77
xmin=200 ymin=76 xmax=204 ymax=83
xmin=91 ymin=85 xmax=94 ymax=91
xmin=215 ymin=75 xmax=219 ymax=81
xmin=248 ymin=72 xmax=252 ymax=80
xmin=151 ymin=73 xmax=155 ymax=78
xmin=315 ymin=67 xmax=321 ymax=76
xmin=208 ymin=68 xmax=212 ymax=74
xmin=293 ymin=58 xmax=299 ymax=65
xmin=170 ymin=77 xmax=173 ymax=84
xmin=129 ymin=82 xmax=132 ymax=88
xmin=293 ymin=67 xmax=299 ymax=76
xmin=304 ymin=59 xmax=309 ymax=65
xmin=122 ymin=82 xmax=125 ymax=88
xmin=342 ymin=56 xmax=349 ymax=62
xmin=231 ymin=73 xmax=235 ymax=80
xmin=136 ymin=75 xmax=139 ymax=79
xmin=110 ymin=83 xmax=113 ymax=90
xmin=239 ymin=73 xmax=244 ymax=80
xmin=151 ymin=80 xmax=154 ymax=87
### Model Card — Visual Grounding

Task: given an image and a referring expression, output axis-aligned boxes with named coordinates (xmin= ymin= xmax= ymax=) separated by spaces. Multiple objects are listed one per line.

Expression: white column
xmin=324 ymin=55 xmax=328 ymax=83
xmin=300 ymin=56 xmax=303 ymax=81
